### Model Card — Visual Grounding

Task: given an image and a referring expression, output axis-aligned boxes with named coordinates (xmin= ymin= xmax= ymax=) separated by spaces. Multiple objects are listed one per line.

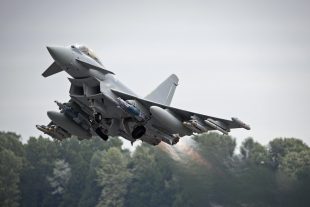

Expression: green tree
xmin=194 ymin=132 xmax=236 ymax=159
xmin=0 ymin=149 xmax=23 ymax=207
xmin=77 ymin=137 xmax=124 ymax=207
xmin=78 ymin=151 xmax=106 ymax=207
xmin=47 ymin=159 xmax=72 ymax=195
xmin=57 ymin=137 xmax=123 ymax=207
xmin=240 ymin=137 xmax=269 ymax=165
xmin=55 ymin=138 xmax=89 ymax=207
xmin=281 ymin=149 xmax=310 ymax=179
xmin=125 ymin=145 xmax=187 ymax=207
xmin=2 ymin=130 xmax=310 ymax=207
xmin=0 ymin=132 xmax=24 ymax=207
xmin=180 ymin=133 xmax=238 ymax=206
xmin=269 ymin=138 xmax=308 ymax=168
xmin=20 ymin=136 xmax=58 ymax=207
xmin=0 ymin=132 xmax=24 ymax=157
xmin=96 ymin=147 xmax=132 ymax=207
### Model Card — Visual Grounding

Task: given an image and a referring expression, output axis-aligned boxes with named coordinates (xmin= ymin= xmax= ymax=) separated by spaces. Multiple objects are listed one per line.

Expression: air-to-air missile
xmin=183 ymin=115 xmax=210 ymax=133
xmin=36 ymin=124 xmax=70 ymax=140
xmin=204 ymin=118 xmax=229 ymax=135
xmin=117 ymin=97 xmax=147 ymax=122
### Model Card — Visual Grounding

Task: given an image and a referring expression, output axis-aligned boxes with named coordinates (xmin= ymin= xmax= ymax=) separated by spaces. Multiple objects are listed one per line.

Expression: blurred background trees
xmin=0 ymin=131 xmax=309 ymax=207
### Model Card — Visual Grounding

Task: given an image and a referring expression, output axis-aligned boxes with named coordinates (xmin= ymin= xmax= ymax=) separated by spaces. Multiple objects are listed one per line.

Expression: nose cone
xmin=46 ymin=46 xmax=72 ymax=65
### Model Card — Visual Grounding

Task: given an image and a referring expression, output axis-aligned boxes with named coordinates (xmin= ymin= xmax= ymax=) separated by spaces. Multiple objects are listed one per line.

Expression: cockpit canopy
xmin=71 ymin=44 xmax=102 ymax=65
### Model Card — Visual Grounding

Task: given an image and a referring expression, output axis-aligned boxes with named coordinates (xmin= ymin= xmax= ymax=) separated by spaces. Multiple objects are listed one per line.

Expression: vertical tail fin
xmin=145 ymin=74 xmax=179 ymax=106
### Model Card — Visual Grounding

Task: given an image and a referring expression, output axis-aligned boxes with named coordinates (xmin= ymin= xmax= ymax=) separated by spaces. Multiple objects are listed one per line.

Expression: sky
xmin=0 ymin=0 xmax=309 ymax=146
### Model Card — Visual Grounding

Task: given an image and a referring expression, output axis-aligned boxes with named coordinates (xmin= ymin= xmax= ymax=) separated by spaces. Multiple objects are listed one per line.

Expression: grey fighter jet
xmin=36 ymin=44 xmax=250 ymax=146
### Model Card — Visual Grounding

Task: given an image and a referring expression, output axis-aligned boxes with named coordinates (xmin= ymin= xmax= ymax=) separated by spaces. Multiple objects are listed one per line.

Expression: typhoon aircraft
xmin=37 ymin=44 xmax=250 ymax=146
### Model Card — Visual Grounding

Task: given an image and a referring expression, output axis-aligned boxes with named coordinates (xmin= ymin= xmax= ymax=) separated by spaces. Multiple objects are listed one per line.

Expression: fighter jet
xmin=36 ymin=44 xmax=250 ymax=146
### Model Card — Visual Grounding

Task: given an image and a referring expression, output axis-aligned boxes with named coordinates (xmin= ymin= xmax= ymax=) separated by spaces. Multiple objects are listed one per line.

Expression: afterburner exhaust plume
xmin=159 ymin=136 xmax=211 ymax=168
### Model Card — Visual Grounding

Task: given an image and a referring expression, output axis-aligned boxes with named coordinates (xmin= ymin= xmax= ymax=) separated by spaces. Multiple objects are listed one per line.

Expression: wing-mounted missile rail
xmin=204 ymin=118 xmax=230 ymax=135
xmin=36 ymin=124 xmax=71 ymax=140
xmin=183 ymin=116 xmax=250 ymax=135
xmin=38 ymin=100 xmax=94 ymax=140
xmin=183 ymin=115 xmax=210 ymax=134
xmin=37 ymin=100 xmax=94 ymax=140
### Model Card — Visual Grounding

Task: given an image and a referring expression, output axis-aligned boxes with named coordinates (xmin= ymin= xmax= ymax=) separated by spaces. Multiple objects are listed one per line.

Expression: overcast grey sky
xmin=0 ymin=0 xmax=309 ymax=145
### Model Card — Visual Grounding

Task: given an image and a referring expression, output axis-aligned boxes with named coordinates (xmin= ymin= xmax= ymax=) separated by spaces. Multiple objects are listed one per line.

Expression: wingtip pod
xmin=231 ymin=117 xmax=251 ymax=130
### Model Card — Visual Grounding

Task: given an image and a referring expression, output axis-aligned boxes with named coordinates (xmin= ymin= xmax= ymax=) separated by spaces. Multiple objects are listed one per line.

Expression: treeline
xmin=0 ymin=131 xmax=310 ymax=207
